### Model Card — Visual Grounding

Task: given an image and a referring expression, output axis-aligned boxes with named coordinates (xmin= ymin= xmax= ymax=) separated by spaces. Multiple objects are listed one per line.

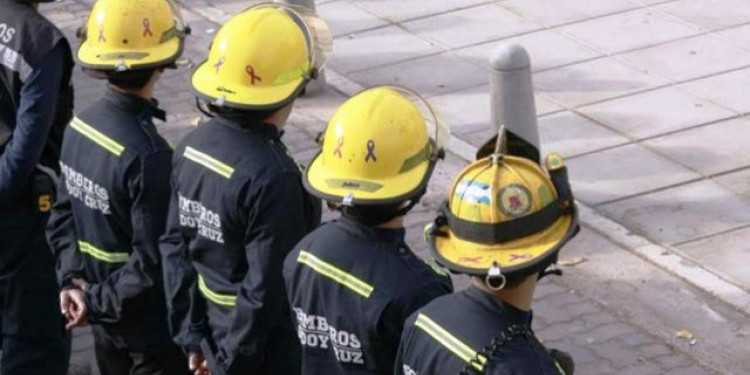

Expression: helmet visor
xmin=384 ymin=86 xmax=452 ymax=157
xmin=244 ymin=2 xmax=333 ymax=73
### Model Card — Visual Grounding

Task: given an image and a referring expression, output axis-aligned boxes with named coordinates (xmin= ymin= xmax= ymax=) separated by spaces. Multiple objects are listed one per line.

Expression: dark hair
xmin=340 ymin=202 xmax=410 ymax=227
xmin=198 ymin=87 xmax=307 ymax=123
xmin=338 ymin=188 xmax=427 ymax=227
xmin=204 ymin=103 xmax=280 ymax=124
xmin=82 ymin=68 xmax=157 ymax=90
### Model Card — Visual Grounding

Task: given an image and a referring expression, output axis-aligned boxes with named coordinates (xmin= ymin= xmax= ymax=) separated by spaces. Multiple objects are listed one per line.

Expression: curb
xmin=578 ymin=204 xmax=750 ymax=315
xmin=177 ymin=0 xmax=750 ymax=317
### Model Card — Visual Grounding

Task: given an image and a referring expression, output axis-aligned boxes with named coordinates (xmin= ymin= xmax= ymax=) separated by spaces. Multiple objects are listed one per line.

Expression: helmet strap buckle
xmin=213 ymin=96 xmax=226 ymax=107
xmin=342 ymin=193 xmax=354 ymax=207
xmin=431 ymin=148 xmax=446 ymax=161
xmin=539 ymin=263 xmax=563 ymax=280
xmin=485 ymin=262 xmax=507 ymax=291
xmin=115 ymin=60 xmax=128 ymax=72
xmin=308 ymin=67 xmax=319 ymax=80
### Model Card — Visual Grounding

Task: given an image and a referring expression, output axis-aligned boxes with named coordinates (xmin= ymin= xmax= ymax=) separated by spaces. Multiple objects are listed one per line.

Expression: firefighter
xmin=395 ymin=128 xmax=580 ymax=375
xmin=283 ymin=86 xmax=454 ymax=375
xmin=159 ymin=4 xmax=330 ymax=374
xmin=45 ymin=0 xmax=191 ymax=373
xmin=0 ymin=0 xmax=73 ymax=373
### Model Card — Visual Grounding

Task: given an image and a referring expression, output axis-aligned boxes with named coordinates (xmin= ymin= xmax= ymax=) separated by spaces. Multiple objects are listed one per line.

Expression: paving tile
xmin=352 ymin=0 xmax=489 ymax=23
xmin=677 ymin=226 xmax=750 ymax=290
xmin=558 ymin=8 xmax=700 ymax=54
xmin=628 ymin=0 xmax=678 ymax=5
xmin=618 ymin=35 xmax=750 ymax=82
xmin=565 ymin=143 xmax=699 ymax=205
xmin=534 ymin=57 xmax=667 ymax=107
xmin=579 ymin=86 xmax=736 ymax=139
xmin=430 ymin=84 xmax=564 ymax=140
xmin=599 ymin=179 xmax=750 ymax=244
xmin=328 ymin=25 xmax=442 ymax=74
xmin=455 ymin=29 xmax=601 ymax=72
xmin=499 ymin=0 xmax=638 ymax=27
xmin=430 ymin=85 xmax=492 ymax=137
xmin=715 ymin=23 xmax=750 ymax=50
xmin=536 ymin=94 xmax=565 ymax=115
xmin=213 ymin=0 xmax=261 ymax=14
xmin=643 ymin=118 xmax=750 ymax=175
xmin=679 ymin=67 xmax=750 ymax=114
xmin=402 ymin=4 xmax=540 ymax=49
xmin=713 ymin=168 xmax=750 ymax=198
xmin=318 ymin=1 xmax=389 ymax=37
xmin=656 ymin=0 xmax=750 ymax=31
xmin=538 ymin=111 xmax=630 ymax=158
xmin=348 ymin=52 xmax=488 ymax=97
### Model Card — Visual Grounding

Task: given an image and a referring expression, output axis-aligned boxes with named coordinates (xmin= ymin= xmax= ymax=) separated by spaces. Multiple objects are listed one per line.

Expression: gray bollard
xmin=276 ymin=0 xmax=327 ymax=95
xmin=489 ymin=44 xmax=540 ymax=154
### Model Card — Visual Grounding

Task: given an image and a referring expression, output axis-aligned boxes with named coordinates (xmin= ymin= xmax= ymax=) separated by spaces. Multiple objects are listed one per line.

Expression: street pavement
xmin=38 ymin=0 xmax=750 ymax=374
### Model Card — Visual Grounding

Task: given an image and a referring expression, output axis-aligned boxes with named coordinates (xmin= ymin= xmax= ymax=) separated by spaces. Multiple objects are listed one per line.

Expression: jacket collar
xmin=337 ymin=216 xmax=407 ymax=243
xmin=465 ymin=285 xmax=533 ymax=326
xmin=104 ymin=87 xmax=166 ymax=121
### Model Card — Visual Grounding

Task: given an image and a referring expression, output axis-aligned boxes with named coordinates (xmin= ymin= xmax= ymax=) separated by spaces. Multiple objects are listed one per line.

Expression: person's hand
xmin=188 ymin=352 xmax=211 ymax=375
xmin=60 ymin=288 xmax=89 ymax=330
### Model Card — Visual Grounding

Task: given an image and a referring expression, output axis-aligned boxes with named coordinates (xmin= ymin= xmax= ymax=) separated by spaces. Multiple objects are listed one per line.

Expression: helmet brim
xmin=76 ymin=35 xmax=183 ymax=71
xmin=304 ymin=150 xmax=435 ymax=206
xmin=190 ymin=59 xmax=308 ymax=110
xmin=427 ymin=206 xmax=579 ymax=277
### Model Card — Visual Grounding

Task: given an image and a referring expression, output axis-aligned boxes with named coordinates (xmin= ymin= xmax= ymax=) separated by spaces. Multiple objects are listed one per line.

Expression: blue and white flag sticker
xmin=455 ymin=180 xmax=491 ymax=205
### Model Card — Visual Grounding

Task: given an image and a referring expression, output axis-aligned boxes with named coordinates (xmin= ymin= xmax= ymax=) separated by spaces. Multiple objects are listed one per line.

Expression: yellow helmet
xmin=426 ymin=133 xmax=579 ymax=287
xmin=191 ymin=3 xmax=333 ymax=110
xmin=76 ymin=0 xmax=188 ymax=71
xmin=305 ymin=86 xmax=450 ymax=205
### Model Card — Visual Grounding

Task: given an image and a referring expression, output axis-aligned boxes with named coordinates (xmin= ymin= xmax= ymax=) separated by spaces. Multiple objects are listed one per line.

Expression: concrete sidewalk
xmin=40 ymin=0 xmax=750 ymax=374
xmin=313 ymin=0 xmax=750 ymax=301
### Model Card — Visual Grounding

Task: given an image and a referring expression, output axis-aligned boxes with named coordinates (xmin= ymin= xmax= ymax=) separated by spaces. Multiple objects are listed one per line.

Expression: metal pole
xmin=276 ymin=0 xmax=327 ymax=95
xmin=489 ymin=44 xmax=539 ymax=154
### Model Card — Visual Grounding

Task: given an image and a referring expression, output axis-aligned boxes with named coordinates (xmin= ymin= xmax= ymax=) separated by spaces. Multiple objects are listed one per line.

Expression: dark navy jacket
xmin=0 ymin=0 xmax=73 ymax=213
xmin=283 ymin=218 xmax=453 ymax=375
xmin=46 ymin=88 xmax=174 ymax=350
xmin=396 ymin=286 xmax=565 ymax=375
xmin=160 ymin=117 xmax=321 ymax=375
